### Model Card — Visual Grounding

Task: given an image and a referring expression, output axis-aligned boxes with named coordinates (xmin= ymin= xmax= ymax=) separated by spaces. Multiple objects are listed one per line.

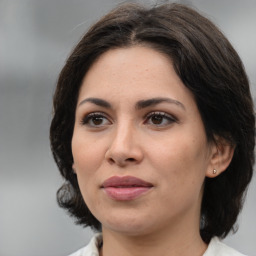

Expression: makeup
xmin=101 ymin=176 xmax=153 ymax=201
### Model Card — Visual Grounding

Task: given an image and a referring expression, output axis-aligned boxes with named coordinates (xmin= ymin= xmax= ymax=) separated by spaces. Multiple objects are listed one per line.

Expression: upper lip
xmin=101 ymin=176 xmax=153 ymax=188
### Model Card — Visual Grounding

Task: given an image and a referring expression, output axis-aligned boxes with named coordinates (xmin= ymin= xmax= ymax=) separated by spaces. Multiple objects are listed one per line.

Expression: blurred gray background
xmin=0 ymin=0 xmax=255 ymax=255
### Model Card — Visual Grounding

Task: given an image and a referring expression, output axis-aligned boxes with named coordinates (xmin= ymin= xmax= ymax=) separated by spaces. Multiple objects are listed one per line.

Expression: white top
xmin=69 ymin=234 xmax=246 ymax=256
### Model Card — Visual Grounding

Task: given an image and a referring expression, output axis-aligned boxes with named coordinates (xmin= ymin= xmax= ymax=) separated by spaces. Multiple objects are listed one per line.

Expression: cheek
xmin=154 ymin=143 xmax=207 ymax=211
xmin=71 ymin=135 xmax=102 ymax=205
xmin=71 ymin=134 xmax=106 ymax=197
xmin=148 ymin=132 xmax=209 ymax=188
xmin=149 ymin=135 xmax=206 ymax=167
xmin=72 ymin=131 xmax=105 ymax=169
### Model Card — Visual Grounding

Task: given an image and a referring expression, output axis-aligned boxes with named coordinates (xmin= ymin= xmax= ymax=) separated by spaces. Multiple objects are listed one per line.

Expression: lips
xmin=101 ymin=176 xmax=153 ymax=201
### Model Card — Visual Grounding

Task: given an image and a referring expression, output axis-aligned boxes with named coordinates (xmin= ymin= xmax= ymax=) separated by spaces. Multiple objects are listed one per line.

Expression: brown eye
xmin=145 ymin=112 xmax=177 ymax=127
xmin=151 ymin=115 xmax=164 ymax=125
xmin=81 ymin=112 xmax=111 ymax=127
xmin=91 ymin=116 xmax=104 ymax=125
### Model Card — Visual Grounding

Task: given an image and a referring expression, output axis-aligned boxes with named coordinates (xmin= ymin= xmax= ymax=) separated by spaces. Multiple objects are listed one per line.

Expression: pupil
xmin=152 ymin=115 xmax=163 ymax=124
xmin=93 ymin=116 xmax=103 ymax=125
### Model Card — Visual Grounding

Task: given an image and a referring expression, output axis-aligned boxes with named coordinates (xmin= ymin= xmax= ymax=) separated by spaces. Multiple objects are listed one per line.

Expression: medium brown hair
xmin=50 ymin=3 xmax=255 ymax=243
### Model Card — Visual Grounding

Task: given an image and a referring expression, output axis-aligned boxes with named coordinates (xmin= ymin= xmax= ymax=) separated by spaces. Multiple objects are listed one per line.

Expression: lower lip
xmin=103 ymin=187 xmax=152 ymax=201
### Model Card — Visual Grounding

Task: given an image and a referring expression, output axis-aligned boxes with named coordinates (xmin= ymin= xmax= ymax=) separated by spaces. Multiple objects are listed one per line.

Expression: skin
xmin=72 ymin=46 xmax=233 ymax=256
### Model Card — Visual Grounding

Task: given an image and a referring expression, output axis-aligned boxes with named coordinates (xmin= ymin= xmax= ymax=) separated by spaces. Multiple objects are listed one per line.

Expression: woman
xmin=50 ymin=3 xmax=255 ymax=256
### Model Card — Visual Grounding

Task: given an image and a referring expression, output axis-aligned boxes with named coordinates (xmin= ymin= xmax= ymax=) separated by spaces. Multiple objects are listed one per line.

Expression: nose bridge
xmin=106 ymin=117 xmax=143 ymax=165
xmin=112 ymin=118 xmax=135 ymax=151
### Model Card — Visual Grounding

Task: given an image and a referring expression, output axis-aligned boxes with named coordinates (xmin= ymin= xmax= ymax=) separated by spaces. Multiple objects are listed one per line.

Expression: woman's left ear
xmin=72 ymin=163 xmax=76 ymax=174
xmin=206 ymin=137 xmax=235 ymax=178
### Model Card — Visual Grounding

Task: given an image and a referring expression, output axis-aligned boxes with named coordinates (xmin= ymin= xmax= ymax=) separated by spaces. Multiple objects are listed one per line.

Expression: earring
xmin=213 ymin=169 xmax=217 ymax=174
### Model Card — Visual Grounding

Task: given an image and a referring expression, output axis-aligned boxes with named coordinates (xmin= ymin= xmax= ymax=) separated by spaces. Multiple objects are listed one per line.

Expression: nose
xmin=105 ymin=123 xmax=143 ymax=167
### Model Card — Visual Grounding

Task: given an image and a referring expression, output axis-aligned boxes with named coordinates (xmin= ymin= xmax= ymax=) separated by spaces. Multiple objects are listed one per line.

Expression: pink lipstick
xmin=101 ymin=176 xmax=153 ymax=201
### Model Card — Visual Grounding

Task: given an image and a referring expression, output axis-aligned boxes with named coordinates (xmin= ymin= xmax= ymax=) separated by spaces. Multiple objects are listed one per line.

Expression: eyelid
xmin=80 ymin=111 xmax=112 ymax=126
xmin=144 ymin=111 xmax=178 ymax=125
xmin=145 ymin=111 xmax=176 ymax=119
xmin=79 ymin=110 xmax=178 ymax=127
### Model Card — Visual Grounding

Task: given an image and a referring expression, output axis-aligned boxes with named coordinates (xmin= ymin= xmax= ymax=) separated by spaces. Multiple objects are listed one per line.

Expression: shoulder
xmin=204 ymin=237 xmax=247 ymax=256
xmin=68 ymin=233 xmax=102 ymax=256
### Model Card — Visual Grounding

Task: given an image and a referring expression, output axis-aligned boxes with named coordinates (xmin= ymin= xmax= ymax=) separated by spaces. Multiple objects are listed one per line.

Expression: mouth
xmin=101 ymin=176 xmax=153 ymax=201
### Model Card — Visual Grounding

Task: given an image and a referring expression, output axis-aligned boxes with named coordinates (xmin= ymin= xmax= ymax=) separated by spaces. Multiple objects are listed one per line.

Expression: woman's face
xmin=72 ymin=46 xmax=216 ymax=236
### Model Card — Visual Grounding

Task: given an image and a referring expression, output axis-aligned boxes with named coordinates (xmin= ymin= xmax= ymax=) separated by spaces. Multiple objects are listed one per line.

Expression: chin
xmin=100 ymin=212 xmax=157 ymax=236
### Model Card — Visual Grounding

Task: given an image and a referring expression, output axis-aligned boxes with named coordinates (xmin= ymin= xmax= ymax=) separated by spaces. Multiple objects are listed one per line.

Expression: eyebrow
xmin=78 ymin=97 xmax=185 ymax=110
xmin=78 ymin=98 xmax=111 ymax=108
xmin=135 ymin=97 xmax=185 ymax=110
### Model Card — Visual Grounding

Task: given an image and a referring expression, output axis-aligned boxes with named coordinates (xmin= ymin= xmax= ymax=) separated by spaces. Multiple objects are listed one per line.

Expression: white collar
xmin=69 ymin=234 xmax=246 ymax=256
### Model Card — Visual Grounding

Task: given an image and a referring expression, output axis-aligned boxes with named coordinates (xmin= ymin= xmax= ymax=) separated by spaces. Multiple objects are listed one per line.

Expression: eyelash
xmin=80 ymin=112 xmax=111 ymax=127
xmin=80 ymin=111 xmax=177 ymax=128
xmin=144 ymin=111 xmax=177 ymax=126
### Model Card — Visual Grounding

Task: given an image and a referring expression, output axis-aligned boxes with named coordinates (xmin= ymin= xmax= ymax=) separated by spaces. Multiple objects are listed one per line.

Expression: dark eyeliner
xmin=144 ymin=111 xmax=178 ymax=125
xmin=80 ymin=112 xmax=108 ymax=126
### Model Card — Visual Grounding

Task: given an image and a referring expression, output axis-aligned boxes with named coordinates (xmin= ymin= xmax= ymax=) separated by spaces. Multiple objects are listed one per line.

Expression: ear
xmin=72 ymin=163 xmax=76 ymax=174
xmin=206 ymin=137 xmax=235 ymax=178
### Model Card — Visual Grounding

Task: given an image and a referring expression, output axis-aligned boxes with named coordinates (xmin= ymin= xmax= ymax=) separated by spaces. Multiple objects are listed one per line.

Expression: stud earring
xmin=213 ymin=169 xmax=217 ymax=174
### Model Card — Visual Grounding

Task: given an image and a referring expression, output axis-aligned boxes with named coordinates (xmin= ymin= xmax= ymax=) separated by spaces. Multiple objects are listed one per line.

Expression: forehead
xmin=85 ymin=46 xmax=173 ymax=82
xmin=78 ymin=46 xmax=196 ymax=110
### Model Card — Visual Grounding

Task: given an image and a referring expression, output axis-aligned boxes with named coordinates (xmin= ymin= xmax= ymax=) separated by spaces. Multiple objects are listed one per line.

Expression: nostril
xmin=108 ymin=158 xmax=115 ymax=164
xmin=126 ymin=158 xmax=136 ymax=162
xmin=107 ymin=157 xmax=135 ymax=166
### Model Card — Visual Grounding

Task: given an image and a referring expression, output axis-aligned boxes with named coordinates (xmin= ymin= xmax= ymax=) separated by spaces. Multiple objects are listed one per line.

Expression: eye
xmin=144 ymin=111 xmax=177 ymax=127
xmin=81 ymin=112 xmax=111 ymax=127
